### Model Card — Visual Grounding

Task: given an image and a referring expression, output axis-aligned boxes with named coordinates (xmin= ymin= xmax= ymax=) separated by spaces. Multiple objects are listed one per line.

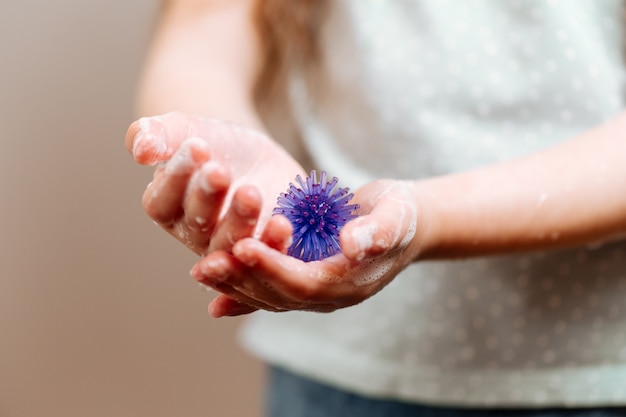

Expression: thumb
xmin=126 ymin=112 xmax=214 ymax=165
xmin=340 ymin=193 xmax=417 ymax=262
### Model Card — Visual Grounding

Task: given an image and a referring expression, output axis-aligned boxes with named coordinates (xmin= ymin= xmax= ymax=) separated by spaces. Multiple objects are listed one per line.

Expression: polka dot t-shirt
xmin=242 ymin=0 xmax=626 ymax=407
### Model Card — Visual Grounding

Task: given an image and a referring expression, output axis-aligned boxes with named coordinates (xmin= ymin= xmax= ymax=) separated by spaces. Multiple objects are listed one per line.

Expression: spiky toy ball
xmin=273 ymin=170 xmax=360 ymax=262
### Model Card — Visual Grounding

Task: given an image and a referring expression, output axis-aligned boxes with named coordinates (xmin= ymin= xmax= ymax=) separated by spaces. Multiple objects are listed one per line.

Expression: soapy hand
xmin=125 ymin=112 xmax=305 ymax=255
xmin=191 ymin=180 xmax=422 ymax=316
xmin=126 ymin=113 xmax=421 ymax=315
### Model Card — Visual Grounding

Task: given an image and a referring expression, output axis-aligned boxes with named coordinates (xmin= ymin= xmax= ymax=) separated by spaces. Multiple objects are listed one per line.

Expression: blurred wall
xmin=0 ymin=1 xmax=263 ymax=416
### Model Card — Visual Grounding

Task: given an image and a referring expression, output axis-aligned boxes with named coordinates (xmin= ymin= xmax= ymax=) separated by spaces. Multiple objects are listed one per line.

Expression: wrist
xmin=406 ymin=179 xmax=441 ymax=261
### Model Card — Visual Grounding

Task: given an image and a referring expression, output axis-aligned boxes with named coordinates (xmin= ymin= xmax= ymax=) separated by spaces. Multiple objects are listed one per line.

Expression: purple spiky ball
xmin=273 ymin=170 xmax=360 ymax=262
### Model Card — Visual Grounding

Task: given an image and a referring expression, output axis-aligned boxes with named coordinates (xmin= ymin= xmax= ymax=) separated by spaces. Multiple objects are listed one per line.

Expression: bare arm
xmin=136 ymin=0 xmax=264 ymax=130
xmin=415 ymin=113 xmax=626 ymax=260
xmin=126 ymin=0 xmax=305 ymax=258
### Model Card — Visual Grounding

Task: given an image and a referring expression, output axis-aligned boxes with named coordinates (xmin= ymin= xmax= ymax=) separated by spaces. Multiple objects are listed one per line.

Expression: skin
xmin=127 ymin=0 xmax=626 ymax=317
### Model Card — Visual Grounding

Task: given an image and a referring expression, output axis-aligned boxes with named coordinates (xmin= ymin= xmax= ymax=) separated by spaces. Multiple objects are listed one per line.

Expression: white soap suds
xmin=165 ymin=137 xmax=209 ymax=175
xmin=347 ymin=252 xmax=396 ymax=287
xmin=400 ymin=203 xmax=418 ymax=248
xmin=197 ymin=161 xmax=222 ymax=193
xmin=350 ymin=220 xmax=378 ymax=261
xmin=165 ymin=146 xmax=194 ymax=175
xmin=133 ymin=117 xmax=169 ymax=165
xmin=348 ymin=181 xmax=418 ymax=287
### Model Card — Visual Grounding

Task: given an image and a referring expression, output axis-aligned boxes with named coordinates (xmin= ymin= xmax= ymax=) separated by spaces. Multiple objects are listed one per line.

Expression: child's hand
xmin=125 ymin=112 xmax=305 ymax=255
xmin=190 ymin=180 xmax=422 ymax=316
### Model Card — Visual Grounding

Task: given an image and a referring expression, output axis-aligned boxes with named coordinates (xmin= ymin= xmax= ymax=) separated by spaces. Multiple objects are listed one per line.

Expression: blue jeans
xmin=266 ymin=366 xmax=626 ymax=417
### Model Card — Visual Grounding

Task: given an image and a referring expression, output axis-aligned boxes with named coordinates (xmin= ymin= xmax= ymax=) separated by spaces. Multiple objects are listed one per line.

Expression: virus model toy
xmin=273 ymin=170 xmax=360 ymax=262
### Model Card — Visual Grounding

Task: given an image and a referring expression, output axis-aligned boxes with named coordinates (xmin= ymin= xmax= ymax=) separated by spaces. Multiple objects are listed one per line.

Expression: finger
xmin=209 ymin=281 xmax=277 ymax=312
xmin=192 ymin=250 xmax=282 ymax=305
xmin=340 ymin=197 xmax=417 ymax=262
xmin=183 ymin=161 xmax=230 ymax=246
xmin=127 ymin=113 xmax=189 ymax=165
xmin=232 ymin=238 xmax=344 ymax=302
xmin=126 ymin=113 xmax=252 ymax=166
xmin=190 ymin=252 xmax=282 ymax=312
xmin=208 ymin=185 xmax=262 ymax=252
xmin=197 ymin=244 xmax=349 ymax=312
xmin=142 ymin=138 xmax=210 ymax=225
xmin=208 ymin=295 xmax=258 ymax=318
xmin=260 ymin=215 xmax=293 ymax=253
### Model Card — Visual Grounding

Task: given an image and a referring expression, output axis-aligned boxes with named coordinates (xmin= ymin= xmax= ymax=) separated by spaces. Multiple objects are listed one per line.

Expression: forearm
xmin=135 ymin=0 xmax=265 ymax=130
xmin=416 ymin=112 xmax=626 ymax=260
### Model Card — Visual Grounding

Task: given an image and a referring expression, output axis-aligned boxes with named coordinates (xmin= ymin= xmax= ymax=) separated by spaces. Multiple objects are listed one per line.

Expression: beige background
xmin=0 ymin=1 xmax=263 ymax=416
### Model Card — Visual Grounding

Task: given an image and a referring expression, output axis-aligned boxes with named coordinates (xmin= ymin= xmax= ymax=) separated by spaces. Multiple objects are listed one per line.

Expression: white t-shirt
xmin=242 ymin=0 xmax=626 ymax=407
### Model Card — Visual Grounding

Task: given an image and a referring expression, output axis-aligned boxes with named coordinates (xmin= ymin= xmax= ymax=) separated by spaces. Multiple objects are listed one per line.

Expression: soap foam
xmin=347 ymin=181 xmax=418 ymax=287
xmin=197 ymin=161 xmax=223 ymax=193
xmin=133 ymin=116 xmax=169 ymax=165
xmin=165 ymin=137 xmax=209 ymax=175
xmin=350 ymin=220 xmax=378 ymax=261
xmin=347 ymin=252 xmax=396 ymax=287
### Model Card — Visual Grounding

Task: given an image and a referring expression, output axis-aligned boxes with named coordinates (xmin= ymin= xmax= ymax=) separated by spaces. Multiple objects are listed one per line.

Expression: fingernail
xmin=189 ymin=264 xmax=203 ymax=281
xmin=133 ymin=117 xmax=167 ymax=165
xmin=133 ymin=133 xmax=166 ymax=166
xmin=233 ymin=196 xmax=258 ymax=218
xmin=196 ymin=161 xmax=219 ymax=193
xmin=208 ymin=303 xmax=222 ymax=318
xmin=199 ymin=258 xmax=229 ymax=281
xmin=233 ymin=242 xmax=259 ymax=267
xmin=185 ymin=137 xmax=211 ymax=163
xmin=165 ymin=140 xmax=196 ymax=175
